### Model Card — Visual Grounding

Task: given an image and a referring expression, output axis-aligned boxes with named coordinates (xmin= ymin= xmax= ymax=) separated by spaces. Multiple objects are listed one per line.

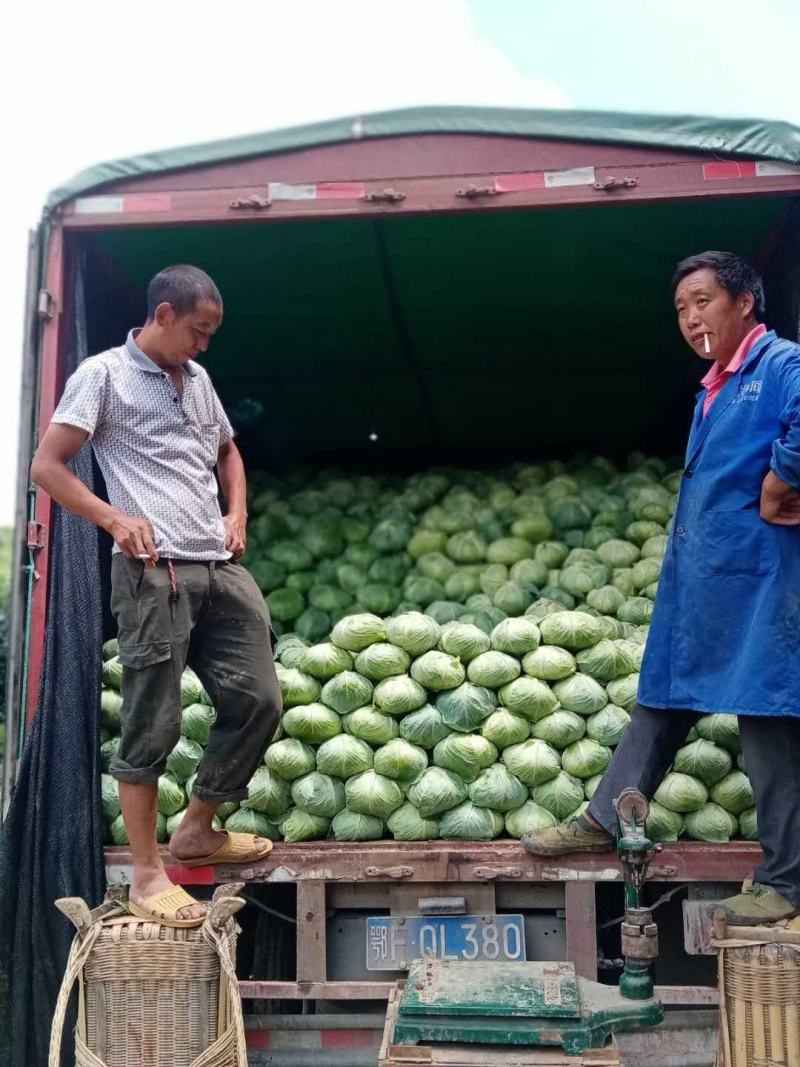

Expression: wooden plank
xmin=564 ymin=882 xmax=597 ymax=982
xmin=296 ymin=881 xmax=327 ymax=983
xmin=239 ymin=980 xmax=394 ymax=1000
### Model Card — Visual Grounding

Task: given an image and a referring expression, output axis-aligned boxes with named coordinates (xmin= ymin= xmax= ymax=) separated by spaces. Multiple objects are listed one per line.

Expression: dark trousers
xmin=109 ymin=556 xmax=282 ymax=805
xmin=588 ymin=704 xmax=800 ymax=907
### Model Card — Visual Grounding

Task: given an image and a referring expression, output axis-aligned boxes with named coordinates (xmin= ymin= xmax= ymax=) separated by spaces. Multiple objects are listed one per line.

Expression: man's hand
xmin=106 ymin=512 xmax=159 ymax=564
xmin=223 ymin=513 xmax=247 ymax=559
xmin=760 ymin=470 xmax=800 ymax=526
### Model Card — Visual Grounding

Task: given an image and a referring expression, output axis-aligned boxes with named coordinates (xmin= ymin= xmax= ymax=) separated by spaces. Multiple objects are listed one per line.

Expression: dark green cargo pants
xmin=108 ymin=556 xmax=282 ymax=805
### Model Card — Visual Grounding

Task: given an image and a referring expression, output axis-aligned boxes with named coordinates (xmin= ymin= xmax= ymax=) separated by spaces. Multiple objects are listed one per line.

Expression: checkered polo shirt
xmin=51 ymin=330 xmax=234 ymax=560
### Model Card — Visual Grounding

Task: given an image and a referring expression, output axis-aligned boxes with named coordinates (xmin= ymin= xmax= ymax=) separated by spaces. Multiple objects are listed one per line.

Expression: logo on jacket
xmin=734 ymin=380 xmax=763 ymax=404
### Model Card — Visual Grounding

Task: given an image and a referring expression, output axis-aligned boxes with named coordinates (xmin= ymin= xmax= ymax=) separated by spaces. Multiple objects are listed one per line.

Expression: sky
xmin=2 ymin=0 xmax=799 ymax=524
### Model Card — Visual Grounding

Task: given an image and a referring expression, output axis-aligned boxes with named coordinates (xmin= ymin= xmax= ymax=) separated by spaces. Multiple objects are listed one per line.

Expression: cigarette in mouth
xmin=704 ymin=334 xmax=711 ymax=355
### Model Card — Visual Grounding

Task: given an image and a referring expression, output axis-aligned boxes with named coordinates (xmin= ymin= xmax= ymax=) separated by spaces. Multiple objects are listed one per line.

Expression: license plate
xmin=365 ymin=914 xmax=526 ymax=971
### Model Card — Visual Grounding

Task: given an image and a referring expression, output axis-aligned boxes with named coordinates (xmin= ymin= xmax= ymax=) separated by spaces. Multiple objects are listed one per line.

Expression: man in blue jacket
xmin=524 ymin=251 xmax=800 ymax=925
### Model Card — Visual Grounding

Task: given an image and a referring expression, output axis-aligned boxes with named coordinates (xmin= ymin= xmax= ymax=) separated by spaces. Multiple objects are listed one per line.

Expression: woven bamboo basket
xmin=713 ymin=914 xmax=800 ymax=1067
xmin=49 ymin=884 xmax=248 ymax=1067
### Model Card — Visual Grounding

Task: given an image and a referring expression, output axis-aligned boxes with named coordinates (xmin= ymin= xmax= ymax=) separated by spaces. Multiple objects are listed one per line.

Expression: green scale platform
xmin=393 ymin=959 xmax=663 ymax=1056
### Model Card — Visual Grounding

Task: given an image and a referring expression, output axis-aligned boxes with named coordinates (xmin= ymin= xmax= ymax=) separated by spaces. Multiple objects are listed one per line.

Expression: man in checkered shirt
xmin=32 ymin=265 xmax=281 ymax=927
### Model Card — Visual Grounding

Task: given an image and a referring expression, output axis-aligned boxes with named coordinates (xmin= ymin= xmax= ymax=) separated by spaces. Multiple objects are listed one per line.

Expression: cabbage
xmin=646 ymin=800 xmax=684 ymax=842
xmin=101 ymin=774 xmax=121 ymax=820
xmin=532 ymin=710 xmax=586 ymax=749
xmin=467 ymin=652 xmax=521 ymax=688
xmin=654 ymin=772 xmax=708 ymax=814
xmin=469 ymin=765 xmax=528 ymax=812
xmin=481 ymin=708 xmax=531 ymax=749
xmin=493 ymin=582 xmax=534 ymax=616
xmin=440 ymin=801 xmax=504 ymax=840
xmin=330 ymin=613 xmax=387 ymax=652
xmin=539 ymin=612 xmax=605 ymax=650
xmin=242 ymin=766 xmax=292 ymax=817
xmin=684 ymin=803 xmax=736 ymax=843
xmin=584 ymin=774 xmax=602 ymax=800
xmin=576 ymin=640 xmax=636 ymax=682
xmin=100 ymin=689 xmax=123 ymax=731
xmin=499 ymin=677 xmax=559 ymax=722
xmin=522 ymin=646 xmax=577 ymax=681
xmin=299 ymin=643 xmax=354 ymax=680
xmin=710 ymin=771 xmax=754 ymax=816
xmin=399 ymin=705 xmax=452 ymax=749
xmin=417 ymin=554 xmax=457 ymax=583
xmin=408 ymin=530 xmax=448 ymax=558
xmin=166 ymin=737 xmax=203 ymax=783
xmin=487 ymin=537 xmax=535 ymax=565
xmin=433 ymin=734 xmax=499 ymax=782
xmin=436 ymin=683 xmax=497 ymax=733
xmin=100 ymin=737 xmax=120 ymax=772
xmin=561 ymin=739 xmax=612 ymax=779
xmin=426 ymin=601 xmax=468 ymax=625
xmin=410 ymin=651 xmax=466 ymax=692
xmin=586 ymin=705 xmax=630 ymax=746
xmin=490 ymin=618 xmax=541 ymax=656
xmin=739 ymin=807 xmax=758 ymax=841
xmin=374 ymin=675 xmax=428 ymax=716
xmin=641 ymin=535 xmax=668 ymax=559
xmin=316 ymin=735 xmax=374 ymax=778
xmin=369 ymin=518 xmax=413 ymax=554
xmin=320 ymin=671 xmax=374 ymax=715
xmin=673 ymin=739 xmax=732 ymax=787
xmin=606 ymin=674 xmax=640 ymax=712
xmin=291 ymin=772 xmax=346 ymax=818
xmin=627 ymin=520 xmax=665 ymax=546
xmin=552 ymin=675 xmax=608 ymax=716
xmin=295 ymin=608 xmax=332 ymax=642
xmin=533 ymin=771 xmax=585 ymax=820
xmin=113 ymin=813 xmax=167 ymax=846
xmin=502 ymin=739 xmax=561 ymax=786
xmin=345 ymin=771 xmax=403 ymax=819
xmin=525 ymin=597 xmax=568 ymax=623
xmin=612 ymin=570 xmax=638 ymax=598
xmin=535 ymin=542 xmax=570 ymax=569
xmin=479 ymin=564 xmax=509 ymax=598
xmin=331 ymin=809 xmax=384 ymax=841
xmin=586 ymin=586 xmax=626 ymax=616
xmin=265 ymin=739 xmax=317 ymax=781
xmin=343 ymin=707 xmax=400 ymax=745
xmin=166 ymin=810 xmax=221 ymax=838
xmin=447 ymin=531 xmax=488 ymax=563
xmin=695 ymin=714 xmax=741 ymax=754
xmin=281 ymin=809 xmax=330 ymax=842
xmin=510 ymin=557 xmax=549 ymax=587
xmin=407 ymin=767 xmax=468 ymax=817
xmin=155 ymin=771 xmax=186 ymax=815
xmin=275 ymin=633 xmax=310 ymax=669
xmin=102 ymin=656 xmax=123 ymax=691
xmin=387 ymin=802 xmax=440 ymax=841
xmin=373 ymin=739 xmax=428 ymax=782
xmin=181 ymin=702 xmax=216 ymax=745
xmin=102 ymin=638 xmax=119 ymax=661
xmin=445 ymin=570 xmax=483 ymax=601
xmin=505 ymin=801 xmax=557 ymax=839
xmin=278 ymin=668 xmax=322 ymax=708
xmin=439 ymin=623 xmax=491 ymax=662
xmin=270 ymin=540 xmax=314 ymax=572
xmin=596 ymin=540 xmax=640 ymax=568
xmin=268 ymin=588 xmax=306 ymax=622
xmin=250 ymin=559 xmax=289 ymax=594
xmin=617 ymin=597 xmax=654 ymax=625
xmin=354 ymin=643 xmax=411 ymax=681
xmin=282 ymin=703 xmax=342 ymax=743
xmin=632 ymin=558 xmax=662 ymax=590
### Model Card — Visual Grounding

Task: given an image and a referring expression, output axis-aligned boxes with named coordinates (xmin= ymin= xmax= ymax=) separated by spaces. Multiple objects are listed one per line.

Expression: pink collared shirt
xmin=701 ymin=323 xmax=767 ymax=417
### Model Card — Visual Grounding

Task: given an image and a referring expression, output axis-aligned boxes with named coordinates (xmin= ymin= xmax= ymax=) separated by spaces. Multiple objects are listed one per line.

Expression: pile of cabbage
xmin=99 ymin=457 xmax=758 ymax=846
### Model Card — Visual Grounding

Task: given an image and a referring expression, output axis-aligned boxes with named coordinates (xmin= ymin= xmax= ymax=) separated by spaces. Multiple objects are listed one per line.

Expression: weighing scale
xmin=380 ymin=789 xmax=664 ymax=1065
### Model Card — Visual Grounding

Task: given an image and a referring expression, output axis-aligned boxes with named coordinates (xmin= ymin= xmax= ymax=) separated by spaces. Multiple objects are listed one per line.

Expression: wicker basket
xmin=50 ymin=884 xmax=247 ymax=1067
xmin=713 ymin=915 xmax=800 ymax=1067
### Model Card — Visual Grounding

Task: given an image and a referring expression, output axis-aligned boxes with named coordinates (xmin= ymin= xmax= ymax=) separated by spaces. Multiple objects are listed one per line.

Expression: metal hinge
xmin=362 ymin=187 xmax=406 ymax=204
xmin=594 ymin=177 xmax=640 ymax=192
xmin=456 ymin=184 xmax=497 ymax=200
xmin=37 ymin=289 xmax=56 ymax=320
xmin=27 ymin=521 xmax=47 ymax=551
xmin=229 ymin=195 xmax=272 ymax=211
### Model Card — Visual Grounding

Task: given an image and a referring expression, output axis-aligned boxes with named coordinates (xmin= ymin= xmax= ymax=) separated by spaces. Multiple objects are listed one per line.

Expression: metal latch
xmin=229 ymin=195 xmax=272 ymax=211
xmin=37 ymin=290 xmax=56 ymax=321
xmin=362 ymin=187 xmax=406 ymax=204
xmin=364 ymin=865 xmax=413 ymax=879
xmin=472 ymin=866 xmax=523 ymax=881
xmin=27 ymin=521 xmax=47 ymax=551
xmin=594 ymin=177 xmax=640 ymax=192
xmin=455 ymin=184 xmax=497 ymax=200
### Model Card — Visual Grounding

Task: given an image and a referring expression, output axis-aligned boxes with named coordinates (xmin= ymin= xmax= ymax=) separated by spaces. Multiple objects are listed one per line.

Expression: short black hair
xmin=672 ymin=251 xmax=765 ymax=321
xmin=146 ymin=264 xmax=222 ymax=320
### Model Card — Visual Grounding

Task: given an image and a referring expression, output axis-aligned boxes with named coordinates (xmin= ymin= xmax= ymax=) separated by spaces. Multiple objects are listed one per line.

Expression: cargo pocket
xmin=700 ymin=510 xmax=773 ymax=577
xmin=118 ymin=640 xmax=172 ymax=670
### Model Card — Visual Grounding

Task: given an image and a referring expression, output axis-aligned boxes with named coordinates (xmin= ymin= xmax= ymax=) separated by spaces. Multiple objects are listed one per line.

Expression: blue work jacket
xmin=639 ymin=330 xmax=800 ymax=717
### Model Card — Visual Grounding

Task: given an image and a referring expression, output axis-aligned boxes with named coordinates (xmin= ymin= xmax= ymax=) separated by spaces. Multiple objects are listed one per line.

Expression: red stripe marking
xmin=322 ymin=1030 xmax=379 ymax=1048
xmin=164 ymin=865 xmax=216 ymax=885
xmin=316 ymin=181 xmax=365 ymax=199
xmin=703 ymin=161 xmax=757 ymax=180
xmin=245 ymin=1031 xmax=271 ymax=1048
xmin=123 ymin=193 xmax=172 ymax=212
xmin=494 ymin=172 xmax=546 ymax=193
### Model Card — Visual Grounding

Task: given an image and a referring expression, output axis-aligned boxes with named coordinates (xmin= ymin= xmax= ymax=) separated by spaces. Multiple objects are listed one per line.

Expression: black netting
xmin=0 ymin=246 xmax=105 ymax=1067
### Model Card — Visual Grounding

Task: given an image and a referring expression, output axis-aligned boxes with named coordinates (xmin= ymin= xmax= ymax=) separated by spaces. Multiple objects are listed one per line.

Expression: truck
xmin=5 ymin=106 xmax=800 ymax=1065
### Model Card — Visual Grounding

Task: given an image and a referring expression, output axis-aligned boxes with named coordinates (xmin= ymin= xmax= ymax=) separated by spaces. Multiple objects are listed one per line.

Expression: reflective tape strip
xmin=704 ymin=160 xmax=800 ymax=180
xmin=74 ymin=194 xmax=172 ymax=214
xmin=75 ymin=196 xmax=124 ymax=214
xmin=494 ymin=167 xmax=595 ymax=193
xmin=268 ymin=181 xmax=366 ymax=200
